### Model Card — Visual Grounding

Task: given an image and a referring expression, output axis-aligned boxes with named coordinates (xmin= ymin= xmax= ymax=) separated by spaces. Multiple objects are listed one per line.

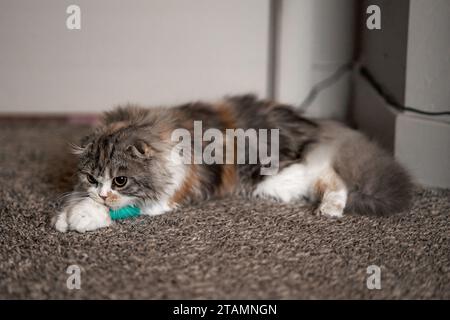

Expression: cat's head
xmin=72 ymin=117 xmax=175 ymax=210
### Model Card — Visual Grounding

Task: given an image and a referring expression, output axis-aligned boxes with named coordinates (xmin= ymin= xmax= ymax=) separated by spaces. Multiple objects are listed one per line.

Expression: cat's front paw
xmin=53 ymin=211 xmax=69 ymax=232
xmin=54 ymin=198 xmax=112 ymax=233
xmin=67 ymin=199 xmax=112 ymax=233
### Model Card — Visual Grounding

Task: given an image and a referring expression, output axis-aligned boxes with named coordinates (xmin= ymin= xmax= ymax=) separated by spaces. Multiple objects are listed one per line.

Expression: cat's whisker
xmin=67 ymin=141 xmax=86 ymax=155
xmin=57 ymin=191 xmax=89 ymax=206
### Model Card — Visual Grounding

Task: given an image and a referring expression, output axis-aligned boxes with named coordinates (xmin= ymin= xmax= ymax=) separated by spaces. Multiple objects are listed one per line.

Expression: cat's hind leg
xmin=313 ymin=168 xmax=347 ymax=218
xmin=252 ymin=163 xmax=315 ymax=203
xmin=252 ymin=163 xmax=347 ymax=218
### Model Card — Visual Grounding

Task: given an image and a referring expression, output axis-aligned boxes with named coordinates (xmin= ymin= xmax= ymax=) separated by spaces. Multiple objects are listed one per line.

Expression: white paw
xmin=54 ymin=198 xmax=112 ymax=233
xmin=53 ymin=211 xmax=69 ymax=233
xmin=141 ymin=201 xmax=172 ymax=216
xmin=318 ymin=202 xmax=344 ymax=218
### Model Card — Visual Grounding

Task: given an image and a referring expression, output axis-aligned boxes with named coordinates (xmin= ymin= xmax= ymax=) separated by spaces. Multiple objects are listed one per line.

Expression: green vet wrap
xmin=109 ymin=205 xmax=141 ymax=220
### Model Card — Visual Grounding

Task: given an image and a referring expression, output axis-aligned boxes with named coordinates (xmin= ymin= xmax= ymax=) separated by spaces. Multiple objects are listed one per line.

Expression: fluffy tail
xmin=334 ymin=135 xmax=414 ymax=216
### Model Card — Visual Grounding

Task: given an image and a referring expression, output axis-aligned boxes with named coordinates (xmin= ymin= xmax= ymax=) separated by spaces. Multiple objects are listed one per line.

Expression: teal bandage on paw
xmin=109 ymin=205 xmax=141 ymax=220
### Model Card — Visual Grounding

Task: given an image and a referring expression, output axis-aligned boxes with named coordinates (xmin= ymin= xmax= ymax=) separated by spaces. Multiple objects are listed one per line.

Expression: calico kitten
xmin=53 ymin=94 xmax=413 ymax=233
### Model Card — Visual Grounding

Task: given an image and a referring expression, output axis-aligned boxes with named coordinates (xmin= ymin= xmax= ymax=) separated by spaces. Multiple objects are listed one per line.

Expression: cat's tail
xmin=333 ymin=133 xmax=414 ymax=216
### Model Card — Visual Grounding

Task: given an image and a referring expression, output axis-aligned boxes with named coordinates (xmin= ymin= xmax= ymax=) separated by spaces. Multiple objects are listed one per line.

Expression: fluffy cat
xmin=53 ymin=94 xmax=413 ymax=233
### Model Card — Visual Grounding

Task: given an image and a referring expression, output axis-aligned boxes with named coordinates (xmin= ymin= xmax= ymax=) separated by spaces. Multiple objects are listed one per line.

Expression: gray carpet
xmin=0 ymin=121 xmax=449 ymax=299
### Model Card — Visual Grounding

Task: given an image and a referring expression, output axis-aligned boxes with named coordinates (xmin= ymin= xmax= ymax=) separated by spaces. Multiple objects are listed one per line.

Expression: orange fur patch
xmin=215 ymin=103 xmax=236 ymax=129
xmin=215 ymin=103 xmax=238 ymax=195
xmin=169 ymin=102 xmax=241 ymax=205
xmin=105 ymin=121 xmax=128 ymax=134
xmin=314 ymin=179 xmax=327 ymax=199
xmin=218 ymin=164 xmax=237 ymax=196
xmin=314 ymin=171 xmax=340 ymax=199
xmin=168 ymin=165 xmax=200 ymax=207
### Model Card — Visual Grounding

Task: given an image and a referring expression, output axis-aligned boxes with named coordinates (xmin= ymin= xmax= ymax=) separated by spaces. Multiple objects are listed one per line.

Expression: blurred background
xmin=0 ymin=0 xmax=449 ymax=187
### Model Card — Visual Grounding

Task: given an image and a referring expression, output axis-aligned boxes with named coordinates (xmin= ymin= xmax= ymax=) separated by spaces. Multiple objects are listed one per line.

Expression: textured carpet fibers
xmin=0 ymin=121 xmax=449 ymax=299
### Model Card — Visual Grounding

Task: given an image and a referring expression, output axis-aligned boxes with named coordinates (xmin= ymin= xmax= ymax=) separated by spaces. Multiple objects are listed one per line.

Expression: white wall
xmin=274 ymin=0 xmax=313 ymax=106
xmin=359 ymin=0 xmax=410 ymax=105
xmin=275 ymin=0 xmax=355 ymax=120
xmin=405 ymin=0 xmax=450 ymax=114
xmin=0 ymin=0 xmax=356 ymax=118
xmin=0 ymin=0 xmax=270 ymax=113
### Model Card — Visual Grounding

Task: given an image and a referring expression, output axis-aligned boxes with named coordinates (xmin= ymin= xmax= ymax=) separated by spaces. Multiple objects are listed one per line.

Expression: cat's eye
xmin=86 ymin=174 xmax=97 ymax=185
xmin=113 ymin=176 xmax=128 ymax=187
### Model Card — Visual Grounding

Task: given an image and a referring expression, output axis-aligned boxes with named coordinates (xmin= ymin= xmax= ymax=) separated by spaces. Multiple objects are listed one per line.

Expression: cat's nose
xmin=99 ymin=195 xmax=107 ymax=201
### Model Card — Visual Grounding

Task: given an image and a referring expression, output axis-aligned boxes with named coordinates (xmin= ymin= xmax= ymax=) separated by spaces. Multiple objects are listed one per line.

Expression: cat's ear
xmin=70 ymin=135 xmax=94 ymax=155
xmin=69 ymin=142 xmax=92 ymax=156
xmin=127 ymin=140 xmax=153 ymax=158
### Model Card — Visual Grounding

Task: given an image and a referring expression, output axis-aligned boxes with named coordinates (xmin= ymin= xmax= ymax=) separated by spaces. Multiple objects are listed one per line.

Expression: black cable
xmin=297 ymin=63 xmax=450 ymax=116
xmin=297 ymin=63 xmax=353 ymax=112
xmin=360 ymin=67 xmax=450 ymax=116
